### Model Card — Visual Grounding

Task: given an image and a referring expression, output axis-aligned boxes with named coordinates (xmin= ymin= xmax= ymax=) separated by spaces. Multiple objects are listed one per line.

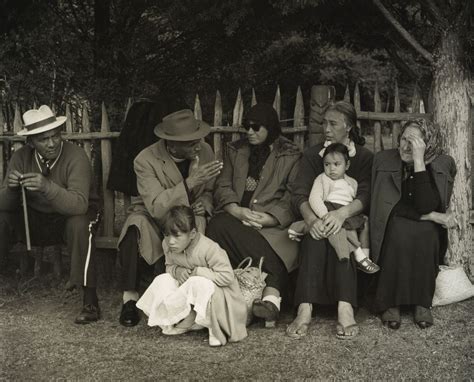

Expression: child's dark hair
xmin=161 ymin=205 xmax=196 ymax=236
xmin=323 ymin=143 xmax=350 ymax=163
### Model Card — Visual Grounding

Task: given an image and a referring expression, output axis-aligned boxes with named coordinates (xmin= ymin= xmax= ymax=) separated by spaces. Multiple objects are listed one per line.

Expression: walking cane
xmin=20 ymin=183 xmax=31 ymax=275
xmin=21 ymin=184 xmax=31 ymax=251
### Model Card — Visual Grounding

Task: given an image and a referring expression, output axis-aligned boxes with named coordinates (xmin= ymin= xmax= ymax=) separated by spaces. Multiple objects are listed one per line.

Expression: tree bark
xmin=431 ymin=29 xmax=472 ymax=273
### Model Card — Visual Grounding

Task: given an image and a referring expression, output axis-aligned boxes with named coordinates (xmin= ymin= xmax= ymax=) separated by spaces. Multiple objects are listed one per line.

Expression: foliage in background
xmin=0 ymin=0 xmax=417 ymax=129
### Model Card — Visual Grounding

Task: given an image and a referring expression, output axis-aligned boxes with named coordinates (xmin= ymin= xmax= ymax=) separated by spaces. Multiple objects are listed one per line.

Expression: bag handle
xmin=258 ymin=256 xmax=264 ymax=273
xmin=236 ymin=257 xmax=253 ymax=270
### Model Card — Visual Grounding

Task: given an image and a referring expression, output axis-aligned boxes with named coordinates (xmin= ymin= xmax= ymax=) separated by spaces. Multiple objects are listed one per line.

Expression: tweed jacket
xmin=214 ymin=136 xmax=301 ymax=271
xmin=117 ymin=139 xmax=215 ymax=264
xmin=370 ymin=149 xmax=456 ymax=263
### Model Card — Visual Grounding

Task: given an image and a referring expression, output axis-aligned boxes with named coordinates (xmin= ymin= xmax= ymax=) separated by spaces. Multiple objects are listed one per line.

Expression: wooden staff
xmin=21 ymin=184 xmax=31 ymax=251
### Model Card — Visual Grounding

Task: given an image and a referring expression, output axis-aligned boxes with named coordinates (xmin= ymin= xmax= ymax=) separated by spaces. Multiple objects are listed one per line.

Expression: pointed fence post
xmin=13 ymin=104 xmax=23 ymax=151
xmin=293 ymin=86 xmax=305 ymax=151
xmin=309 ymin=85 xmax=335 ymax=146
xmin=354 ymin=82 xmax=362 ymax=137
xmin=82 ymin=103 xmax=92 ymax=160
xmin=0 ymin=104 xmax=4 ymax=181
xmin=392 ymin=81 xmax=401 ymax=148
xmin=273 ymin=85 xmax=281 ymax=120
xmin=194 ymin=94 xmax=202 ymax=121
xmin=213 ymin=90 xmax=223 ymax=161
xmin=251 ymin=88 xmax=257 ymax=107
xmin=344 ymin=84 xmax=350 ymax=102
xmin=65 ymin=104 xmax=73 ymax=133
xmin=101 ymin=103 xmax=115 ymax=237
xmin=232 ymin=88 xmax=243 ymax=142
xmin=373 ymin=82 xmax=383 ymax=152
xmin=124 ymin=97 xmax=133 ymax=122
xmin=411 ymin=84 xmax=421 ymax=113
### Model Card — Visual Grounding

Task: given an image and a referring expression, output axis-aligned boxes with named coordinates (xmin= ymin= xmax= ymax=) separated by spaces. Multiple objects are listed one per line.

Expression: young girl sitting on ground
xmin=308 ymin=143 xmax=379 ymax=273
xmin=136 ymin=205 xmax=248 ymax=347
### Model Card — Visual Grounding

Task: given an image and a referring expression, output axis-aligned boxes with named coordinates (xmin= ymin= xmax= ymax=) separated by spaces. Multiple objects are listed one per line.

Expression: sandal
xmin=356 ymin=257 xmax=380 ymax=274
xmin=336 ymin=323 xmax=359 ymax=340
xmin=286 ymin=321 xmax=309 ymax=339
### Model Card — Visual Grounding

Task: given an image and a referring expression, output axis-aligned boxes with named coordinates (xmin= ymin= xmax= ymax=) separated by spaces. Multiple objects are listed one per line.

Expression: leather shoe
xmin=252 ymin=299 xmax=279 ymax=322
xmin=384 ymin=320 xmax=401 ymax=330
xmin=414 ymin=306 xmax=433 ymax=329
xmin=120 ymin=300 xmax=140 ymax=327
xmin=381 ymin=307 xmax=400 ymax=330
xmin=75 ymin=304 xmax=100 ymax=324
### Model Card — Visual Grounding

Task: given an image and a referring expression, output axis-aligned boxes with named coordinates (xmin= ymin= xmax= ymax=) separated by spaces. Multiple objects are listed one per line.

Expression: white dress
xmin=136 ymin=233 xmax=248 ymax=345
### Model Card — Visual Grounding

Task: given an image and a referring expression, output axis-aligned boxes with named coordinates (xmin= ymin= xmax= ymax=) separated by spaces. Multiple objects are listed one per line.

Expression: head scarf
xmin=400 ymin=119 xmax=442 ymax=164
xmin=243 ymin=103 xmax=281 ymax=179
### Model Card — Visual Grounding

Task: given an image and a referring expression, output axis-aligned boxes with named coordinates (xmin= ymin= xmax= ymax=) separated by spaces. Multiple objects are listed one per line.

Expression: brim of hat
xmin=154 ymin=121 xmax=211 ymax=141
xmin=17 ymin=117 xmax=67 ymax=136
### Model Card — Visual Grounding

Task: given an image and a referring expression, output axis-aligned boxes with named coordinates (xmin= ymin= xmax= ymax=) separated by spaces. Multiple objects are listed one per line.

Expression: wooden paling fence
xmin=0 ymin=82 xmax=469 ymax=249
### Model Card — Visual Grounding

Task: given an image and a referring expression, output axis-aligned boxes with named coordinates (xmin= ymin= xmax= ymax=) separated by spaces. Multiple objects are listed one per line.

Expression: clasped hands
xmin=177 ymin=267 xmax=196 ymax=284
xmin=288 ymin=210 xmax=346 ymax=241
xmin=7 ymin=170 xmax=50 ymax=193
xmin=230 ymin=206 xmax=277 ymax=230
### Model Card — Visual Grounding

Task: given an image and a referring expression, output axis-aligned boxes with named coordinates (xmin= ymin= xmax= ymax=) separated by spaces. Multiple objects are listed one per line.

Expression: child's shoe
xmin=208 ymin=328 xmax=222 ymax=347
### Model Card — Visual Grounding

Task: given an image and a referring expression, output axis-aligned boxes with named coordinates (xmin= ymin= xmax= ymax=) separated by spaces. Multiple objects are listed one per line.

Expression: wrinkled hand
xmin=309 ymin=219 xmax=327 ymax=240
xmin=177 ymin=268 xmax=192 ymax=284
xmin=251 ymin=211 xmax=278 ymax=228
xmin=322 ymin=210 xmax=345 ymax=236
xmin=7 ymin=170 xmax=23 ymax=189
xmin=406 ymin=132 xmax=426 ymax=163
xmin=191 ymin=200 xmax=206 ymax=216
xmin=186 ymin=160 xmax=223 ymax=189
xmin=19 ymin=173 xmax=50 ymax=193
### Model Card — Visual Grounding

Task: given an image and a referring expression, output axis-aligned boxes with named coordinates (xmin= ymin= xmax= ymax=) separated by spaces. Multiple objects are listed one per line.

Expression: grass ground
xmin=1 ymin=262 xmax=473 ymax=381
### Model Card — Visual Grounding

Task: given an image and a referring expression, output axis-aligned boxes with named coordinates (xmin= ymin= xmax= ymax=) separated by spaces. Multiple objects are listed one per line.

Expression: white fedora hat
xmin=18 ymin=105 xmax=67 ymax=136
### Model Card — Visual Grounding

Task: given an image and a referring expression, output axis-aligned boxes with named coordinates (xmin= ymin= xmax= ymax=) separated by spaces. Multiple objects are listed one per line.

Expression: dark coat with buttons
xmin=214 ymin=136 xmax=301 ymax=271
xmin=370 ymin=149 xmax=456 ymax=264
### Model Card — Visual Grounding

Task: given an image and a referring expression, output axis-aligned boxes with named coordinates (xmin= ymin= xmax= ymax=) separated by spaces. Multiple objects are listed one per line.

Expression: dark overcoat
xmin=370 ymin=149 xmax=456 ymax=264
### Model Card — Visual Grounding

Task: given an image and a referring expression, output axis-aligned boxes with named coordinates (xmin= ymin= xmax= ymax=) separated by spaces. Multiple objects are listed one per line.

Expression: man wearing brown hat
xmin=0 ymin=105 xmax=101 ymax=324
xmin=117 ymin=109 xmax=222 ymax=327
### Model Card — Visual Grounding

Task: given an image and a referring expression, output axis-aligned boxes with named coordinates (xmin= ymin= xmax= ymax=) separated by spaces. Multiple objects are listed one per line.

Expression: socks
xmin=123 ymin=290 xmax=139 ymax=304
xmin=262 ymin=294 xmax=281 ymax=311
xmin=354 ymin=247 xmax=368 ymax=262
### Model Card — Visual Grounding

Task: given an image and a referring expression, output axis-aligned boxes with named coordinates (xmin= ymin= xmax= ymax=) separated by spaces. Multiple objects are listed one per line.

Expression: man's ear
xmin=189 ymin=228 xmax=197 ymax=239
xmin=346 ymin=159 xmax=350 ymax=171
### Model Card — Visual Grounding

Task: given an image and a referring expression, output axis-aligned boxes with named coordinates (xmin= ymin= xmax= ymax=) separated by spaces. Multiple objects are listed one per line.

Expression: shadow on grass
xmin=1 ymin=264 xmax=473 ymax=381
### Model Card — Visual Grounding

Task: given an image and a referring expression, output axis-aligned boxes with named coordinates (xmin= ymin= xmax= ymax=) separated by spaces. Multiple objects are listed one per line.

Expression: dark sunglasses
xmin=242 ymin=122 xmax=262 ymax=131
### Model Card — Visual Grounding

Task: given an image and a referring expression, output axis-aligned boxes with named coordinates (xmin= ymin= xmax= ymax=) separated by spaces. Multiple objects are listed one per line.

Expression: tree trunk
xmin=431 ymin=30 xmax=472 ymax=273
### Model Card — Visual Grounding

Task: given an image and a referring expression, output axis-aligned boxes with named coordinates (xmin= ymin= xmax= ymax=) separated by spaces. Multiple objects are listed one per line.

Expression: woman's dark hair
xmin=243 ymin=103 xmax=281 ymax=145
xmin=323 ymin=142 xmax=350 ymax=163
xmin=161 ymin=205 xmax=196 ymax=236
xmin=326 ymin=101 xmax=365 ymax=146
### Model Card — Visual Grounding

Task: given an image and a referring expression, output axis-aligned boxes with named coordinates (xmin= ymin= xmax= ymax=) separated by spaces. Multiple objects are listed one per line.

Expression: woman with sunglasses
xmin=207 ymin=103 xmax=301 ymax=327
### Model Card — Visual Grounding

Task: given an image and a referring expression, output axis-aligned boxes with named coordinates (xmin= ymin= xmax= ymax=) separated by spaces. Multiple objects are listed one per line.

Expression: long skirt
xmin=294 ymin=234 xmax=358 ymax=307
xmin=137 ymin=274 xmax=215 ymax=328
xmin=374 ymin=216 xmax=440 ymax=312
xmin=206 ymin=213 xmax=288 ymax=292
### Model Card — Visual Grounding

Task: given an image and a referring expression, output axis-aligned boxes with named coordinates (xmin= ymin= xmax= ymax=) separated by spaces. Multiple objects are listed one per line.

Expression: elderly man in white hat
xmin=0 ymin=105 xmax=101 ymax=324
xmin=117 ymin=109 xmax=223 ymax=327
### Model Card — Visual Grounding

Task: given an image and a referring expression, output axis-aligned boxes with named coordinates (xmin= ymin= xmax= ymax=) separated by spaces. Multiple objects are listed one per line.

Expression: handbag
xmin=432 ymin=265 xmax=474 ymax=306
xmin=234 ymin=257 xmax=267 ymax=325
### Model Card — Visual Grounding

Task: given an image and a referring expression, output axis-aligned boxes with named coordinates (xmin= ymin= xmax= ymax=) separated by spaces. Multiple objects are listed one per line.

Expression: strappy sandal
xmin=356 ymin=257 xmax=380 ymax=274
